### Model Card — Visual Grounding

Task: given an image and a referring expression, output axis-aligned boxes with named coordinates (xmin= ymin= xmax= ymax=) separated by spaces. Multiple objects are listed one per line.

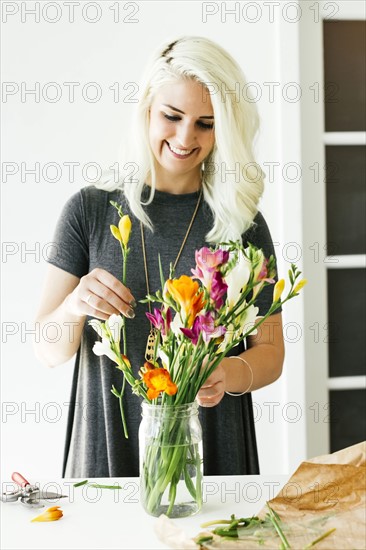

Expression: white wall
xmin=1 ymin=0 xmax=309 ymax=480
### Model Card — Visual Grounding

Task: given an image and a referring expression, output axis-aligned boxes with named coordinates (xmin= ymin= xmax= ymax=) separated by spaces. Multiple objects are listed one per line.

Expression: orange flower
xmin=121 ymin=354 xmax=131 ymax=368
xmin=143 ymin=368 xmax=178 ymax=400
xmin=166 ymin=275 xmax=205 ymax=327
xmin=31 ymin=506 xmax=63 ymax=522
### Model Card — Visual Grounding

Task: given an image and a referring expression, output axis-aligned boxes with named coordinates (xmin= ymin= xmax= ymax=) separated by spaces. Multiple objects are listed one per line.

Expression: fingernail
xmin=129 ymin=299 xmax=137 ymax=308
xmin=126 ymin=308 xmax=135 ymax=319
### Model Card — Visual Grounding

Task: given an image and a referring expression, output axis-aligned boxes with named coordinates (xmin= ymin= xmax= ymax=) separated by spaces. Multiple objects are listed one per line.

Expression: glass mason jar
xmin=139 ymin=401 xmax=203 ymax=518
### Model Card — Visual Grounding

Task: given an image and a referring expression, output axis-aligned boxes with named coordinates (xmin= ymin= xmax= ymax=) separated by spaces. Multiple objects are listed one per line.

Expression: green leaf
xmin=158 ymin=253 xmax=165 ymax=291
xmin=73 ymin=479 xmax=88 ymax=487
xmin=88 ymin=484 xmax=122 ymax=490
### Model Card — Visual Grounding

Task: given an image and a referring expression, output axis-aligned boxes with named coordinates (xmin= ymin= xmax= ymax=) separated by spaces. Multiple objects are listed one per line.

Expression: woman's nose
xmin=175 ymin=122 xmax=197 ymax=148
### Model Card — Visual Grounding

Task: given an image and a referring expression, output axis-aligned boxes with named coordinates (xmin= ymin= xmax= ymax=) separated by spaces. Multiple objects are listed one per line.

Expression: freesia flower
xmin=158 ymin=348 xmax=170 ymax=370
xmin=293 ymin=279 xmax=307 ymax=294
xmin=92 ymin=338 xmax=119 ymax=364
xmin=110 ymin=224 xmax=122 ymax=242
xmin=119 ymin=354 xmax=131 ymax=369
xmin=89 ymin=319 xmax=105 ymax=338
xmin=165 ymin=275 xmax=205 ymax=327
xmin=218 ymin=303 xmax=259 ymax=352
xmin=181 ymin=311 xmax=226 ymax=345
xmin=143 ymin=368 xmax=178 ymax=400
xmin=31 ymin=506 xmax=63 ymax=522
xmin=191 ymin=247 xmax=229 ymax=291
xmin=252 ymin=258 xmax=276 ymax=298
xmin=250 ymin=248 xmax=265 ymax=281
xmin=224 ymin=251 xmax=252 ymax=308
xmin=210 ymin=271 xmax=228 ymax=308
xmin=106 ymin=314 xmax=124 ymax=344
xmin=273 ymin=279 xmax=285 ymax=302
xmin=110 ymin=215 xmax=132 ymax=249
xmin=119 ymin=215 xmax=131 ymax=247
xmin=146 ymin=307 xmax=172 ymax=337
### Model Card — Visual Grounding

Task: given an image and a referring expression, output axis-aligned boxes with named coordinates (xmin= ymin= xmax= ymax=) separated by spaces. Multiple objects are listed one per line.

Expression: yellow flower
xmin=143 ymin=367 xmax=178 ymax=400
xmin=110 ymin=224 xmax=122 ymax=242
xmin=293 ymin=278 xmax=307 ymax=294
xmin=273 ymin=279 xmax=285 ymax=302
xmin=118 ymin=215 xmax=132 ymax=247
xmin=166 ymin=275 xmax=205 ymax=327
xmin=31 ymin=506 xmax=63 ymax=522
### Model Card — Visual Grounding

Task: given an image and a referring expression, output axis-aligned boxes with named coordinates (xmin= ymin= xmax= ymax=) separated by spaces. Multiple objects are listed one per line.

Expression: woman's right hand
xmin=63 ymin=268 xmax=136 ymax=321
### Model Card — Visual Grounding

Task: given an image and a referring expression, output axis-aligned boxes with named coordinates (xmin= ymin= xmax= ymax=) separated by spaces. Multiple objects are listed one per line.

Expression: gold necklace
xmin=140 ymin=188 xmax=203 ymax=361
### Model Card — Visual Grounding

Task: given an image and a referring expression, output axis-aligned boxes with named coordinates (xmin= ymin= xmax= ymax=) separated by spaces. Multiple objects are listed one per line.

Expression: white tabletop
xmin=1 ymin=475 xmax=290 ymax=550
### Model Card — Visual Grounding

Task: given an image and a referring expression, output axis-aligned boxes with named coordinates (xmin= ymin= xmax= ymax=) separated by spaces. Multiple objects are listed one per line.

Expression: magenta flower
xmin=181 ymin=311 xmax=226 ymax=345
xmin=252 ymin=258 xmax=276 ymax=298
xmin=257 ymin=258 xmax=275 ymax=283
xmin=146 ymin=307 xmax=172 ymax=336
xmin=191 ymin=247 xmax=229 ymax=291
xmin=210 ymin=271 xmax=228 ymax=309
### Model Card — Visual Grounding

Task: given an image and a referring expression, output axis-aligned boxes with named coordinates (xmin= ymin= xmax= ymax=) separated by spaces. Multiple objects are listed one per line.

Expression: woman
xmin=34 ymin=36 xmax=284 ymax=478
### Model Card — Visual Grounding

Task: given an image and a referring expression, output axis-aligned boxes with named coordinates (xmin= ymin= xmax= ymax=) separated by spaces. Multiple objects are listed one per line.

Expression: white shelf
xmin=323 ymin=132 xmax=366 ymax=146
xmin=327 ymin=376 xmax=366 ymax=390
xmin=325 ymin=255 xmax=366 ymax=269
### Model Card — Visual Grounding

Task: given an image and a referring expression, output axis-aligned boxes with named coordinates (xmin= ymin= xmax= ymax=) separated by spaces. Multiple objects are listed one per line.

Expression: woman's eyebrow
xmin=162 ymin=104 xmax=214 ymax=119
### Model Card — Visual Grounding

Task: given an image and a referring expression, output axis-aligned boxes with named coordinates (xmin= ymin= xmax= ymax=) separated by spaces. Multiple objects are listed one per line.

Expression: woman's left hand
xmin=196 ymin=364 xmax=226 ymax=407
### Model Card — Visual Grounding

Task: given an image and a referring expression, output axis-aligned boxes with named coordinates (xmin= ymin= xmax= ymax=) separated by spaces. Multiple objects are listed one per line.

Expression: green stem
xmin=304 ymin=528 xmax=336 ymax=549
xmin=119 ymin=376 xmax=128 ymax=438
xmin=117 ymin=246 xmax=129 ymax=438
xmin=266 ymin=503 xmax=291 ymax=549
xmin=141 ymin=407 xmax=202 ymax=517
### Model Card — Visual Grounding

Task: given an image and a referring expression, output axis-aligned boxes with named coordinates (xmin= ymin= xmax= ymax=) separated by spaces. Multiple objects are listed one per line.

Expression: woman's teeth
xmin=167 ymin=142 xmax=194 ymax=156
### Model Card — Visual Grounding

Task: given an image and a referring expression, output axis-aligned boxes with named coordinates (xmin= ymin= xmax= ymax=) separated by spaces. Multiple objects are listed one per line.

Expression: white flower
xmin=158 ymin=348 xmax=170 ymax=370
xmin=217 ymin=304 xmax=259 ymax=353
xmin=106 ymin=314 xmax=124 ymax=344
xmin=89 ymin=319 xmax=105 ymax=338
xmin=170 ymin=313 xmax=184 ymax=337
xmin=240 ymin=304 xmax=259 ymax=337
xmin=224 ymin=251 xmax=251 ymax=308
xmin=92 ymin=339 xmax=119 ymax=364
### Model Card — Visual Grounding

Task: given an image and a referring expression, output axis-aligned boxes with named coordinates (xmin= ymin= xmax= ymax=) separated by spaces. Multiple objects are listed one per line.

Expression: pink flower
xmin=146 ymin=307 xmax=172 ymax=336
xmin=253 ymin=258 xmax=275 ymax=298
xmin=191 ymin=247 xmax=229 ymax=291
xmin=181 ymin=311 xmax=226 ymax=345
xmin=210 ymin=271 xmax=228 ymax=309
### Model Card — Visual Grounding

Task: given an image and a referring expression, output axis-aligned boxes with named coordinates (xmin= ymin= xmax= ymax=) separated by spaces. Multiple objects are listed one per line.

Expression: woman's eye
xmin=164 ymin=114 xmax=181 ymax=122
xmin=197 ymin=121 xmax=214 ymax=130
xmin=163 ymin=113 xmax=214 ymax=130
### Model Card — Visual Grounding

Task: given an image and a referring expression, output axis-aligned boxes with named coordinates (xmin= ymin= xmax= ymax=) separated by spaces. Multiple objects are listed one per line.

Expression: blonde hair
xmin=96 ymin=36 xmax=265 ymax=243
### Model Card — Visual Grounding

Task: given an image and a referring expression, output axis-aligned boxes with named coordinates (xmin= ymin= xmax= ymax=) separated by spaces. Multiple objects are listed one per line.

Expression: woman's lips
xmin=165 ymin=141 xmax=197 ymax=159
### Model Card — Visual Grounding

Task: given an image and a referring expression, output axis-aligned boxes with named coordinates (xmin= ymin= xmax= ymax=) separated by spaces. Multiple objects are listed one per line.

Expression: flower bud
xmin=121 ymin=355 xmax=131 ymax=369
xmin=110 ymin=224 xmax=122 ymax=242
xmin=119 ymin=215 xmax=132 ymax=247
xmin=273 ymin=279 xmax=285 ymax=302
xmin=293 ymin=279 xmax=307 ymax=294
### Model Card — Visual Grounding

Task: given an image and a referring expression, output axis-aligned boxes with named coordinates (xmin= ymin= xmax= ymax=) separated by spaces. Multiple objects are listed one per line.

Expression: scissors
xmin=1 ymin=472 xmax=68 ymax=508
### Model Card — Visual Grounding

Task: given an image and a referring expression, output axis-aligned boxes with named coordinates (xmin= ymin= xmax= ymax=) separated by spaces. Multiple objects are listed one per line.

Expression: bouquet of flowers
xmin=89 ymin=203 xmax=306 ymax=517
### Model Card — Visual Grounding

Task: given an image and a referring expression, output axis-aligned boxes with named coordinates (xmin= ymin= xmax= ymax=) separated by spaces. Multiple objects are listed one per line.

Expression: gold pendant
xmin=145 ymin=328 xmax=158 ymax=362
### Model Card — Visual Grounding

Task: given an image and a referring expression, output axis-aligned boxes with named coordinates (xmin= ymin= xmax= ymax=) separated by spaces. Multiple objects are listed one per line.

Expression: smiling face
xmin=148 ymin=78 xmax=215 ymax=192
